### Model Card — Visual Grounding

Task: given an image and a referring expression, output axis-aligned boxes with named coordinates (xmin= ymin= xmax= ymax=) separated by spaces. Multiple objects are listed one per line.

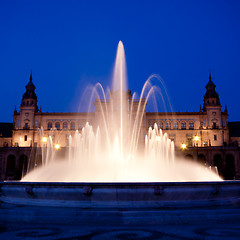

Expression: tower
xmin=201 ymin=72 xmax=229 ymax=147
xmin=19 ymin=71 xmax=38 ymax=130
xmin=203 ymin=72 xmax=222 ymax=129
xmin=13 ymin=72 xmax=39 ymax=147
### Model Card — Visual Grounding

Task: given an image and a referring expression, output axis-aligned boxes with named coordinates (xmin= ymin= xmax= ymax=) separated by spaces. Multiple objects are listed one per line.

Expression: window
xmin=189 ymin=122 xmax=194 ymax=130
xmin=70 ymin=122 xmax=75 ymax=130
xmin=181 ymin=122 xmax=186 ymax=130
xmin=78 ymin=124 xmax=83 ymax=130
xmin=173 ymin=121 xmax=178 ymax=129
xmin=55 ymin=122 xmax=60 ymax=130
xmin=169 ymin=134 xmax=175 ymax=142
xmin=47 ymin=122 xmax=52 ymax=130
xmin=214 ymin=135 xmax=217 ymax=141
xmin=35 ymin=120 xmax=39 ymax=128
xmin=63 ymin=122 xmax=68 ymax=130
xmin=24 ymin=123 xmax=29 ymax=129
xmin=222 ymin=119 xmax=225 ymax=127
xmin=165 ymin=121 xmax=171 ymax=130
xmin=149 ymin=121 xmax=155 ymax=129
xmin=213 ymin=122 xmax=217 ymax=129
xmin=187 ymin=136 xmax=193 ymax=147
xmin=158 ymin=121 xmax=163 ymax=129
xmin=24 ymin=135 xmax=27 ymax=141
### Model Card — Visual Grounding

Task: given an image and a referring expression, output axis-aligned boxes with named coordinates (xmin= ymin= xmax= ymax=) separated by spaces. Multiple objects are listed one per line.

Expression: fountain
xmin=21 ymin=41 xmax=220 ymax=182
xmin=0 ymin=42 xmax=239 ymax=228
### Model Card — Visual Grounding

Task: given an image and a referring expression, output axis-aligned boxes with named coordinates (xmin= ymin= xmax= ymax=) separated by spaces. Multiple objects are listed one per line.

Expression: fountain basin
xmin=1 ymin=181 xmax=240 ymax=208
xmin=1 ymin=181 xmax=240 ymax=226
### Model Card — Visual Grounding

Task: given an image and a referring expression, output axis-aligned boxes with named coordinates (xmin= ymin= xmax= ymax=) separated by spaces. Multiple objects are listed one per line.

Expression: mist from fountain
xmin=22 ymin=41 xmax=221 ymax=182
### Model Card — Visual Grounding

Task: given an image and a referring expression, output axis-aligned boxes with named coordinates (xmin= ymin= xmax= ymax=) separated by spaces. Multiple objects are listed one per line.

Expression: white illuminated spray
xmin=22 ymin=41 xmax=221 ymax=182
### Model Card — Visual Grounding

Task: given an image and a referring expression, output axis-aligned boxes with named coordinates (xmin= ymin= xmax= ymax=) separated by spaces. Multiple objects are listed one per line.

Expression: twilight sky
xmin=0 ymin=0 xmax=240 ymax=122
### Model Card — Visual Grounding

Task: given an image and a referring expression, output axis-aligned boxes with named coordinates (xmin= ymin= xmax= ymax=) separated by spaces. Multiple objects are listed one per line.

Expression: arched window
xmin=158 ymin=121 xmax=163 ymax=129
xmin=148 ymin=121 xmax=154 ymax=129
xmin=189 ymin=121 xmax=194 ymax=130
xmin=47 ymin=122 xmax=52 ymax=130
xmin=181 ymin=121 xmax=186 ymax=130
xmin=165 ymin=121 xmax=171 ymax=130
xmin=63 ymin=122 xmax=68 ymax=130
xmin=55 ymin=122 xmax=60 ymax=130
xmin=173 ymin=121 xmax=178 ymax=129
xmin=70 ymin=122 xmax=75 ymax=130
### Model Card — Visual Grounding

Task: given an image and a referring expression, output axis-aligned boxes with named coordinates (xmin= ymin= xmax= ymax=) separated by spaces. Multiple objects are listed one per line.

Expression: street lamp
xmin=181 ymin=143 xmax=186 ymax=150
xmin=194 ymin=135 xmax=199 ymax=142
xmin=55 ymin=143 xmax=60 ymax=150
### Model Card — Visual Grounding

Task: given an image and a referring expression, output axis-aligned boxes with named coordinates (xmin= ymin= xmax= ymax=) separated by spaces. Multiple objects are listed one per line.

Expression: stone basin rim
xmin=1 ymin=180 xmax=240 ymax=187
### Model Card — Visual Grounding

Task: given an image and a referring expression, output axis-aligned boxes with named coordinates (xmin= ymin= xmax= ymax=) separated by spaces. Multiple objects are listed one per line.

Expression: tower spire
xmin=209 ymin=69 xmax=212 ymax=81
xmin=30 ymin=69 xmax=32 ymax=82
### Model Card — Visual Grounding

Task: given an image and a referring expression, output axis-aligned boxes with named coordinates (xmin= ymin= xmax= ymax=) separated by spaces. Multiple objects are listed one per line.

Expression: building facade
xmin=0 ymin=72 xmax=240 ymax=180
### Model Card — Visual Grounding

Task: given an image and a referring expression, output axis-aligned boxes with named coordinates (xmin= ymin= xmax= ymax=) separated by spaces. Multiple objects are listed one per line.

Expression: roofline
xmin=146 ymin=112 xmax=203 ymax=116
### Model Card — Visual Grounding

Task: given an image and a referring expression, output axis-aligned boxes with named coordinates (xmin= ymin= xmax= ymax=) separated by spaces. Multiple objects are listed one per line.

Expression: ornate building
xmin=12 ymin=72 xmax=229 ymax=149
xmin=0 ymin=72 xmax=240 ymax=180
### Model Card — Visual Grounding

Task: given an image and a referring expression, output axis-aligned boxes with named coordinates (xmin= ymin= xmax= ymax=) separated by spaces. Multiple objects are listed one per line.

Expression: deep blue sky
xmin=1 ymin=0 xmax=240 ymax=122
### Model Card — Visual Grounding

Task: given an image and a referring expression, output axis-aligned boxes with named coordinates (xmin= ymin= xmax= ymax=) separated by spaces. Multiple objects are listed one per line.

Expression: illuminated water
xmin=22 ymin=41 xmax=221 ymax=182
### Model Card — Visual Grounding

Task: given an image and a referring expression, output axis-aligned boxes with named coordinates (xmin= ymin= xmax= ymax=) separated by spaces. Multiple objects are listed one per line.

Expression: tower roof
xmin=22 ymin=72 xmax=37 ymax=100
xmin=25 ymin=70 xmax=36 ymax=92
xmin=205 ymin=72 xmax=216 ymax=89
xmin=21 ymin=71 xmax=38 ymax=111
xmin=203 ymin=72 xmax=221 ymax=110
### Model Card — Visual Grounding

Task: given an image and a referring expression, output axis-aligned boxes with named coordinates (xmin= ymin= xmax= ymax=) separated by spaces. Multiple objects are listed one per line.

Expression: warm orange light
xmin=181 ymin=143 xmax=186 ymax=150
xmin=55 ymin=144 xmax=60 ymax=150
xmin=42 ymin=137 xmax=47 ymax=143
xmin=194 ymin=135 xmax=199 ymax=142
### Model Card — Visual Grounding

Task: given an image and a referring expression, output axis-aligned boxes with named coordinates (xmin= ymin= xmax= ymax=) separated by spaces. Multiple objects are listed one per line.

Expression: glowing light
xmin=156 ymin=136 xmax=161 ymax=141
xmin=55 ymin=144 xmax=60 ymax=150
xmin=194 ymin=135 xmax=199 ymax=142
xmin=42 ymin=137 xmax=47 ymax=143
xmin=181 ymin=143 xmax=186 ymax=150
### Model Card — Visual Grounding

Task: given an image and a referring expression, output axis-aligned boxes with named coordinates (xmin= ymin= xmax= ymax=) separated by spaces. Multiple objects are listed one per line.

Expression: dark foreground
xmin=0 ymin=206 xmax=240 ymax=240
xmin=0 ymin=181 xmax=240 ymax=239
